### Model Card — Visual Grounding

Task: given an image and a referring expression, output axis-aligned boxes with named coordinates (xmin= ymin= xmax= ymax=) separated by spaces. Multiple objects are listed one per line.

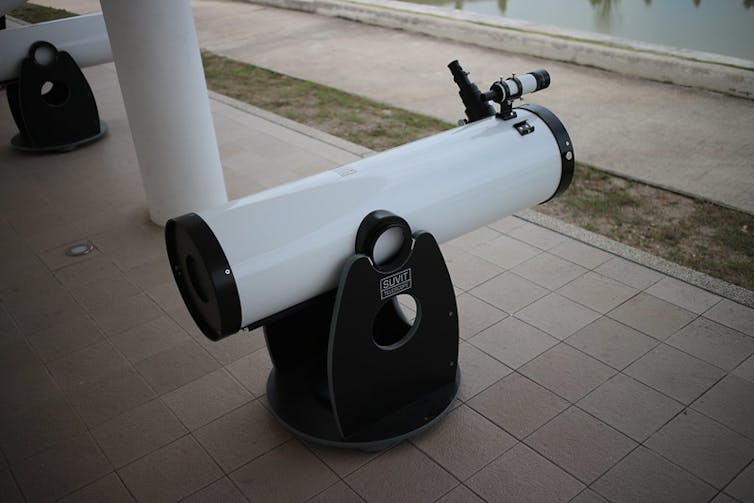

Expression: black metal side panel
xmin=13 ymin=43 xmax=101 ymax=149
xmin=328 ymin=232 xmax=459 ymax=439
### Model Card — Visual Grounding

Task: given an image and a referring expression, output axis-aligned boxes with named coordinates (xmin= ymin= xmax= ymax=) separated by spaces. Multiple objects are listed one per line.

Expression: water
xmin=403 ymin=0 xmax=754 ymax=61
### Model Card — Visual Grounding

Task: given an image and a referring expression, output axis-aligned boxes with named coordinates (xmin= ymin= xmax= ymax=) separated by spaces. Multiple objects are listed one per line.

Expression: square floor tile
xmin=578 ymin=373 xmax=684 ymax=442
xmin=123 ymin=258 xmax=173 ymax=292
xmin=347 ymin=442 xmax=456 ymax=503
xmin=435 ymin=485 xmax=484 ymax=503
xmin=182 ymin=477 xmax=247 ymax=503
xmin=308 ymin=481 xmax=363 ymax=503
xmin=306 ymin=442 xmax=381 ymax=478
xmin=163 ymin=369 xmax=252 ymax=430
xmin=118 ymin=435 xmax=222 ymax=503
xmin=447 ymin=226 xmax=501 ymax=252
xmin=27 ymin=313 xmax=104 ymax=363
xmin=58 ymin=473 xmax=134 ymax=503
xmin=230 ymin=440 xmax=337 ymax=503
xmin=468 ymin=235 xmax=541 ymax=270
xmin=608 ymin=293 xmax=696 ymax=340
xmin=489 ymin=215 xmax=527 ymax=234
xmin=111 ymin=315 xmax=190 ymax=364
xmin=704 ymin=299 xmax=754 ymax=337
xmin=90 ymin=293 xmax=164 ymax=336
xmin=724 ymin=462 xmax=754 ymax=503
xmin=467 ymin=442 xmax=583 ymax=503
xmin=646 ymin=277 xmax=721 ymax=314
xmin=456 ymin=293 xmax=508 ymax=340
xmin=66 ymin=366 xmax=156 ymax=427
xmin=511 ymin=253 xmax=587 ymax=290
xmin=625 ymin=344 xmax=725 ymax=404
xmin=442 ymin=245 xmax=504 ymax=290
xmin=520 ymin=344 xmax=616 ymax=402
xmin=732 ymin=355 xmax=754 ymax=384
xmin=570 ymin=489 xmax=609 ymax=503
xmin=69 ymin=275 xmax=141 ymax=312
xmin=666 ymin=317 xmax=754 ymax=370
xmin=526 ymin=407 xmax=636 ymax=484
xmin=470 ymin=272 xmax=548 ymax=314
xmin=48 ymin=340 xmax=129 ymax=391
xmin=558 ymin=272 xmax=638 ymax=314
xmin=515 ymin=293 xmax=601 ymax=340
xmin=194 ymin=400 xmax=291 ymax=472
xmin=467 ymin=373 xmax=568 ymax=439
xmin=592 ymin=446 xmax=716 ymax=503
xmin=567 ymin=317 xmax=659 ymax=370
xmin=593 ymin=257 xmax=663 ymax=290
xmin=470 ymin=317 xmax=558 ymax=369
xmin=0 ymin=395 xmax=86 ymax=463
xmin=549 ymin=240 xmax=612 ymax=269
xmin=645 ymin=409 xmax=754 ymax=488
xmin=52 ymin=255 xmax=122 ymax=289
xmin=193 ymin=327 xmax=267 ymax=366
xmin=507 ymin=224 xmax=568 ymax=251
xmin=692 ymin=375 xmax=754 ymax=439
xmin=413 ymin=404 xmax=516 ymax=480
xmin=92 ymin=399 xmax=187 ymax=468
xmin=13 ymin=434 xmax=112 ymax=503
xmin=457 ymin=342 xmax=512 ymax=400
xmin=226 ymin=347 xmax=273 ymax=397
xmin=134 ymin=340 xmax=220 ymax=395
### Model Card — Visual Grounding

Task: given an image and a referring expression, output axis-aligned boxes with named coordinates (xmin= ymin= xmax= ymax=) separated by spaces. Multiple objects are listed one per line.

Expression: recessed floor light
xmin=65 ymin=242 xmax=94 ymax=257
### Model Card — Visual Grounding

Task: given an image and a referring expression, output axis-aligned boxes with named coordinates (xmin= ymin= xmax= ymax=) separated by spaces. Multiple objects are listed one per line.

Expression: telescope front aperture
xmin=165 ymin=213 xmax=241 ymax=340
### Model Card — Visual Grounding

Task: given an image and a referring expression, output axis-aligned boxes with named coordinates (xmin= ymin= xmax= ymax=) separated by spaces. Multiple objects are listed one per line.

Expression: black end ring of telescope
xmin=355 ymin=210 xmax=413 ymax=272
xmin=518 ymin=103 xmax=575 ymax=202
xmin=165 ymin=213 xmax=242 ymax=340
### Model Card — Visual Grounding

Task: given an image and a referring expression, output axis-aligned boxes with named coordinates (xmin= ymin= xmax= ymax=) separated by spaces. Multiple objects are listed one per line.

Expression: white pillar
xmin=99 ymin=0 xmax=227 ymax=225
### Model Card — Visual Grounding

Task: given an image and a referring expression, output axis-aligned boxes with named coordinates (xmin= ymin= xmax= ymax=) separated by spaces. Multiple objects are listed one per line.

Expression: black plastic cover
xmin=165 ymin=213 xmax=241 ymax=341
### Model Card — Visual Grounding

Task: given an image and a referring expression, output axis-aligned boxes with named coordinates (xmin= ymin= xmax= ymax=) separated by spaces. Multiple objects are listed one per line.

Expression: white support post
xmin=99 ymin=0 xmax=227 ymax=225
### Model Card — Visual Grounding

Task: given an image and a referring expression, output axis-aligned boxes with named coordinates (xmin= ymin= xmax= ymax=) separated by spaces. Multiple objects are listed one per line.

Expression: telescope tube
xmin=167 ymin=105 xmax=573 ymax=340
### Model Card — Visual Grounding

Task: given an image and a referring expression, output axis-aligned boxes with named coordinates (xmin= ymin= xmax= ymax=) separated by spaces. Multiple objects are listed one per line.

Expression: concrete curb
xmin=209 ymin=90 xmax=754 ymax=308
xmin=247 ymin=0 xmax=754 ymax=99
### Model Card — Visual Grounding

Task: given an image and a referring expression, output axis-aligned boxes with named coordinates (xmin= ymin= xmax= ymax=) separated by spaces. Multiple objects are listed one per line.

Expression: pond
xmin=401 ymin=0 xmax=754 ymax=61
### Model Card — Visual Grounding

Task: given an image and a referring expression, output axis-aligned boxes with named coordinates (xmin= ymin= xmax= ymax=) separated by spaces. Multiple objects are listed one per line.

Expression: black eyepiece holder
xmin=264 ymin=210 xmax=460 ymax=450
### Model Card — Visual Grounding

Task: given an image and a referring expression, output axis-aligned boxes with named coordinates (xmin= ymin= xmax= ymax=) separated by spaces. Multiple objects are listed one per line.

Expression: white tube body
xmin=0 ymin=13 xmax=112 ymax=82
xmin=100 ymin=0 xmax=227 ymax=225
xmin=200 ymin=111 xmax=564 ymax=327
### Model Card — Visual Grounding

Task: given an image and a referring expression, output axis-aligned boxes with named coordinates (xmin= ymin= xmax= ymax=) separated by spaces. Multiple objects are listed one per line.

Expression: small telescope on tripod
xmin=166 ymin=60 xmax=574 ymax=449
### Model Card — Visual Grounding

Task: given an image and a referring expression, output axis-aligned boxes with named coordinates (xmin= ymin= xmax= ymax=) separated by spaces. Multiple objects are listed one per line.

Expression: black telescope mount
xmin=6 ymin=41 xmax=107 ymax=152
xmin=261 ymin=210 xmax=460 ymax=451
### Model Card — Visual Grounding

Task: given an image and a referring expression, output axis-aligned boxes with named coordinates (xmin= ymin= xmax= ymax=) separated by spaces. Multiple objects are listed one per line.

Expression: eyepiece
xmin=448 ymin=60 xmax=496 ymax=123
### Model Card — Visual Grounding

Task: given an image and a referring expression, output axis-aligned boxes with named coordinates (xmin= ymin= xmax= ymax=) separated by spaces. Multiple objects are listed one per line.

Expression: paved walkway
xmin=1 ymin=59 xmax=754 ymax=503
xmin=30 ymin=0 xmax=754 ymax=214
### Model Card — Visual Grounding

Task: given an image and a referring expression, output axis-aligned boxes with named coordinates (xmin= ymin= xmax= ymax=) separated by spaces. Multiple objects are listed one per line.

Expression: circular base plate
xmin=10 ymin=120 xmax=108 ymax=153
xmin=266 ymin=368 xmax=461 ymax=451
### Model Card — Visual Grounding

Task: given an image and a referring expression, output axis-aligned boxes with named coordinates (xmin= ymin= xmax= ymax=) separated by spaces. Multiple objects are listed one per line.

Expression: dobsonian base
xmin=7 ymin=41 xmax=106 ymax=152
xmin=264 ymin=211 xmax=460 ymax=450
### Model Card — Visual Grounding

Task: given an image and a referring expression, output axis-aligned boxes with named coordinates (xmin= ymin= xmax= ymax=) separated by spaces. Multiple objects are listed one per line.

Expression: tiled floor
xmin=1 ymin=64 xmax=753 ymax=503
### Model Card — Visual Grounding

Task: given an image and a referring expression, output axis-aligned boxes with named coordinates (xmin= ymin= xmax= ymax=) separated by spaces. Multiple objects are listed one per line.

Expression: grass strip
xmin=9 ymin=3 xmax=754 ymax=290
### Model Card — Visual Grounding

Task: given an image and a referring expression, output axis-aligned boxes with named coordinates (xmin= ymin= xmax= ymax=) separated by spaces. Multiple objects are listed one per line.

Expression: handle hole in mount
xmin=373 ymin=294 xmax=420 ymax=349
xmin=40 ymin=80 xmax=70 ymax=107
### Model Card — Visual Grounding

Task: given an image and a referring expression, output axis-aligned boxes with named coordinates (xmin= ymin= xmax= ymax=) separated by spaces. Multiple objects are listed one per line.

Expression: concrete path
xmin=17 ymin=0 xmax=754 ymax=214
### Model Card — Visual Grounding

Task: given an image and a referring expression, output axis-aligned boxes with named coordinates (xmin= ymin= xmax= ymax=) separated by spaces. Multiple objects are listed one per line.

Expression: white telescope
xmin=167 ymin=64 xmax=573 ymax=341
xmin=0 ymin=12 xmax=112 ymax=83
